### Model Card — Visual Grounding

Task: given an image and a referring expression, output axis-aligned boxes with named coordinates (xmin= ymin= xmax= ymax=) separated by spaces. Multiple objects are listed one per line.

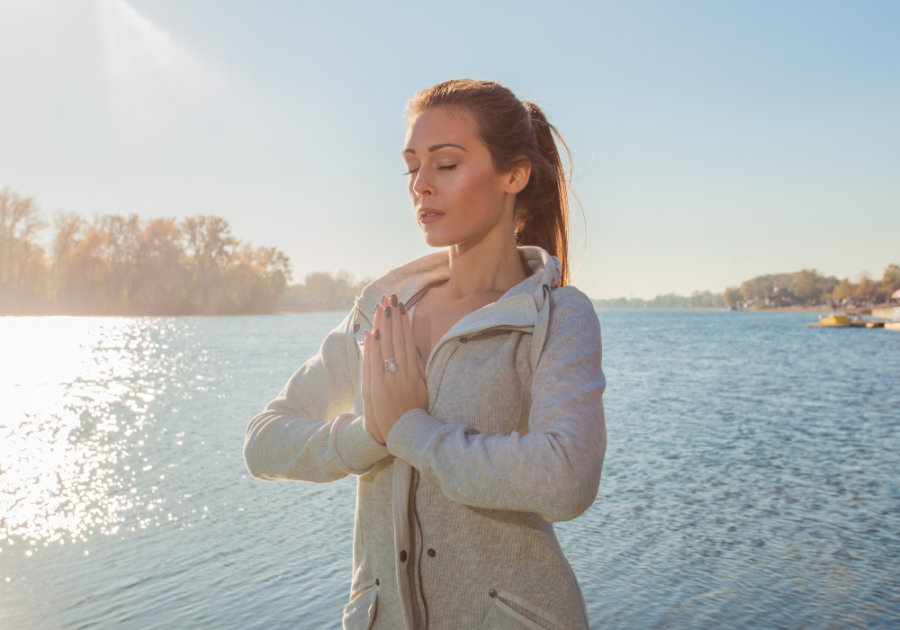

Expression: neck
xmin=445 ymin=222 xmax=530 ymax=299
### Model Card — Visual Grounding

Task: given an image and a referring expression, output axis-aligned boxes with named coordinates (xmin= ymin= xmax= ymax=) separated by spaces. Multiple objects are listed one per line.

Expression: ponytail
xmin=518 ymin=102 xmax=572 ymax=286
xmin=407 ymin=80 xmax=578 ymax=287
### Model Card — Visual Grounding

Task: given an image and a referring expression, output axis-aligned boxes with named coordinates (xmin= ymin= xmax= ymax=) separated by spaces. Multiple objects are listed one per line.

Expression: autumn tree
xmin=1 ymin=188 xmax=293 ymax=315
xmin=182 ymin=215 xmax=237 ymax=314
xmin=855 ymin=277 xmax=875 ymax=302
xmin=0 ymin=188 xmax=50 ymax=312
xmin=831 ymin=278 xmax=855 ymax=301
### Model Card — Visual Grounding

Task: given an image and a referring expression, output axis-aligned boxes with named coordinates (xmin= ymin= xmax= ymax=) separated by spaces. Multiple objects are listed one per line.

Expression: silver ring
xmin=383 ymin=358 xmax=397 ymax=373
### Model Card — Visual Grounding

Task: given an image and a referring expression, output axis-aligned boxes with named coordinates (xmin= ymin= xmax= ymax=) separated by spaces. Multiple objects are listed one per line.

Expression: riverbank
xmin=747 ymin=302 xmax=898 ymax=315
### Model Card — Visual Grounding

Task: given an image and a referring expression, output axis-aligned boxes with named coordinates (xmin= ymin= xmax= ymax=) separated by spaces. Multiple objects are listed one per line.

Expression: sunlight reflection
xmin=0 ymin=317 xmax=175 ymax=547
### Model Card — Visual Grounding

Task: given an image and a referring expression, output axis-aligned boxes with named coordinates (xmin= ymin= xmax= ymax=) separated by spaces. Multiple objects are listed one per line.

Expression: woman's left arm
xmin=383 ymin=293 xmax=606 ymax=523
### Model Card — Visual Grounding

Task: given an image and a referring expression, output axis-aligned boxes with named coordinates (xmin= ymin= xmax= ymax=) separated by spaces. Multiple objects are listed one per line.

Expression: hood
xmin=354 ymin=246 xmax=561 ymax=341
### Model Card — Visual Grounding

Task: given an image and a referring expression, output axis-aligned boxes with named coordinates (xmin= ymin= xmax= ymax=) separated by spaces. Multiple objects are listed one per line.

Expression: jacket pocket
xmin=342 ymin=579 xmax=378 ymax=630
xmin=482 ymin=591 xmax=567 ymax=630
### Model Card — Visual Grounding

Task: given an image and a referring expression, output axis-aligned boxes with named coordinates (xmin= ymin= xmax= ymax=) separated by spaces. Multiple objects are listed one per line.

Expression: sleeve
xmin=384 ymin=293 xmax=606 ymax=522
xmin=243 ymin=307 xmax=390 ymax=482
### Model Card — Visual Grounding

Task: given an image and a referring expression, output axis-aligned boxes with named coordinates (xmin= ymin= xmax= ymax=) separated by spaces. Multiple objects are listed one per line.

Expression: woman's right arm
xmin=243 ymin=308 xmax=390 ymax=483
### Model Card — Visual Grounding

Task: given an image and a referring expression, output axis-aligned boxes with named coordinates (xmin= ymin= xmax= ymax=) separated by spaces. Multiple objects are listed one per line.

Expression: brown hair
xmin=407 ymin=79 xmax=576 ymax=287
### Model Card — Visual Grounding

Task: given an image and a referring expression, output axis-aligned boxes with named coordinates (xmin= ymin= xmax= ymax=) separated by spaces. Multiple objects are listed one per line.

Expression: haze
xmin=1 ymin=0 xmax=897 ymax=299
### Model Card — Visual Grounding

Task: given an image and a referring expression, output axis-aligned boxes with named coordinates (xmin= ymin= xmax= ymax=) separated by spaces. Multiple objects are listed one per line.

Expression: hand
xmin=361 ymin=321 xmax=385 ymax=445
xmin=363 ymin=293 xmax=428 ymax=444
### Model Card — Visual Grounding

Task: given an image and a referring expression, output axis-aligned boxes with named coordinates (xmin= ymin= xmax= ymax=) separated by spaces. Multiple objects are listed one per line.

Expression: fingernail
xmin=399 ymin=302 xmax=406 ymax=315
xmin=382 ymin=294 xmax=387 ymax=304
xmin=385 ymin=307 xmax=391 ymax=318
xmin=416 ymin=346 xmax=422 ymax=359
xmin=391 ymin=294 xmax=398 ymax=307
xmin=375 ymin=329 xmax=380 ymax=340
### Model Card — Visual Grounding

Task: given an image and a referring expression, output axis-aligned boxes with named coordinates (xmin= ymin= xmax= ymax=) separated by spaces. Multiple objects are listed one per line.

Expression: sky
xmin=0 ymin=0 xmax=897 ymax=299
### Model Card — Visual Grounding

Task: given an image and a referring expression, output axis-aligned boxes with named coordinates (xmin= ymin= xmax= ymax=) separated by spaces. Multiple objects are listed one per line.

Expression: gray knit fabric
xmin=244 ymin=246 xmax=607 ymax=630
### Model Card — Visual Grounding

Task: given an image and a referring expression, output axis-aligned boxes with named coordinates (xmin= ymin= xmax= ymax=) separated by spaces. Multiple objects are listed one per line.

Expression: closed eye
xmin=437 ymin=164 xmax=458 ymax=171
xmin=403 ymin=168 xmax=419 ymax=176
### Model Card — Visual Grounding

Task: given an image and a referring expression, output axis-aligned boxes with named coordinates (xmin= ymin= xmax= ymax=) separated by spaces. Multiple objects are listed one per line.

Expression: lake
xmin=1 ymin=311 xmax=898 ymax=629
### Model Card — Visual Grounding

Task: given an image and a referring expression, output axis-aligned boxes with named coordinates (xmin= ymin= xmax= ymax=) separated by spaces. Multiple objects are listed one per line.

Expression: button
xmin=459 ymin=337 xmax=468 ymax=344
xmin=375 ymin=579 xmax=380 ymax=586
xmin=400 ymin=550 xmax=407 ymax=562
xmin=427 ymin=548 xmax=436 ymax=557
xmin=489 ymin=589 xmax=497 ymax=598
xmin=353 ymin=322 xmax=360 ymax=333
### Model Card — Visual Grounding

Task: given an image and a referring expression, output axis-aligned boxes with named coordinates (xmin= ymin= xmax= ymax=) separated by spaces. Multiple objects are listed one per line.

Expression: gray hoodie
xmin=244 ymin=246 xmax=607 ymax=630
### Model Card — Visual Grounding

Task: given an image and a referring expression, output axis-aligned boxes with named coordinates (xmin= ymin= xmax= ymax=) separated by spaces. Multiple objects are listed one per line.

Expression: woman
xmin=244 ymin=79 xmax=607 ymax=630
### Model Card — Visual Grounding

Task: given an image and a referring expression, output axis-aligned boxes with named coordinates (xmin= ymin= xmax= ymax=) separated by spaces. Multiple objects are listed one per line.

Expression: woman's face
xmin=402 ymin=107 xmax=529 ymax=249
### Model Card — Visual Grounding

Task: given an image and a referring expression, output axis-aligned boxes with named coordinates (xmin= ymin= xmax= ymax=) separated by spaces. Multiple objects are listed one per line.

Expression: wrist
xmin=364 ymin=413 xmax=385 ymax=445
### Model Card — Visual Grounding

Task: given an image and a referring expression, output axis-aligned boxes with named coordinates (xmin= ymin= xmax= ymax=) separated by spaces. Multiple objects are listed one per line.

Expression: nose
xmin=411 ymin=169 xmax=434 ymax=198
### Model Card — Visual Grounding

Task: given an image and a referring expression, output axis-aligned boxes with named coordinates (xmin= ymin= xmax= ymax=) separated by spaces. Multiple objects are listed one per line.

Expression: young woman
xmin=244 ymin=79 xmax=607 ymax=630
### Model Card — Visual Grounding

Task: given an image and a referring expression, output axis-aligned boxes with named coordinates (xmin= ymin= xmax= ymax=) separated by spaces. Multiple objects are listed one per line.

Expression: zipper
xmin=412 ymin=469 xmax=429 ymax=630
xmin=423 ymin=324 xmax=535 ymax=382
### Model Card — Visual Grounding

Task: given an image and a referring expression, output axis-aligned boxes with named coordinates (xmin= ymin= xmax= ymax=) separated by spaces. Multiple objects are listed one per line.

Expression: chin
xmin=420 ymin=228 xmax=460 ymax=249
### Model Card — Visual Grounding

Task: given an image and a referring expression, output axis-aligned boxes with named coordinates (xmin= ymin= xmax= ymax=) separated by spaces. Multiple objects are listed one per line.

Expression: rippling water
xmin=1 ymin=312 xmax=898 ymax=629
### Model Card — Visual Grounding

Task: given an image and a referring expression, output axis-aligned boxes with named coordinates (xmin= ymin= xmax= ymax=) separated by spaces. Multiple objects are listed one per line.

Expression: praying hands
xmin=362 ymin=293 xmax=428 ymax=445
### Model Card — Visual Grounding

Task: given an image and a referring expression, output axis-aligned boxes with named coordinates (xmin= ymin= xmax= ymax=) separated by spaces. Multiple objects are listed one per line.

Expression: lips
xmin=418 ymin=208 xmax=445 ymax=224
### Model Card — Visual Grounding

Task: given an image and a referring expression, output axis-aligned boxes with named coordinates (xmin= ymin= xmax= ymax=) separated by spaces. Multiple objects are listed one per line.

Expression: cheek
xmin=451 ymin=166 xmax=503 ymax=214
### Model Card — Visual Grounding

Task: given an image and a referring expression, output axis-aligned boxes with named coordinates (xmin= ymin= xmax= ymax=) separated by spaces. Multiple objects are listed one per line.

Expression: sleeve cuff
xmin=385 ymin=408 xmax=444 ymax=470
xmin=335 ymin=414 xmax=390 ymax=474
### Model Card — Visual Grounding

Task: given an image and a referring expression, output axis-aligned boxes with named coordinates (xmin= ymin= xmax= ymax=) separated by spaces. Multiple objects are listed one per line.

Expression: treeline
xmin=281 ymin=270 xmax=373 ymax=312
xmin=597 ymin=265 xmax=900 ymax=310
xmin=595 ymin=291 xmax=725 ymax=310
xmin=0 ymin=188 xmax=291 ymax=315
xmin=723 ymin=265 xmax=900 ymax=308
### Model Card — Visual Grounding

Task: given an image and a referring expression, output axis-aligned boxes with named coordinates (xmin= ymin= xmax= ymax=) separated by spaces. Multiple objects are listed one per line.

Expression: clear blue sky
xmin=1 ymin=0 xmax=897 ymax=299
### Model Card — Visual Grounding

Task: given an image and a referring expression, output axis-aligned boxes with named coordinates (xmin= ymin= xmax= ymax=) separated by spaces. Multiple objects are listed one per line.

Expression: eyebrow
xmin=403 ymin=143 xmax=468 ymax=155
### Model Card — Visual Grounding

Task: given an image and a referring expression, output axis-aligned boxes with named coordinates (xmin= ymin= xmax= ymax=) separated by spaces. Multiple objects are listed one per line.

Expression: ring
xmin=383 ymin=358 xmax=397 ymax=373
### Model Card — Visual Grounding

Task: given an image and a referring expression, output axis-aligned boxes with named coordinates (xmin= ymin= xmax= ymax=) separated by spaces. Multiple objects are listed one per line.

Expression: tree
xmin=134 ymin=218 xmax=189 ymax=314
xmin=791 ymin=269 xmax=821 ymax=302
xmin=0 ymin=188 xmax=50 ymax=312
xmin=723 ymin=286 xmax=742 ymax=306
xmin=882 ymin=264 xmax=900 ymax=299
xmin=182 ymin=215 xmax=238 ymax=313
xmin=855 ymin=277 xmax=874 ymax=302
xmin=832 ymin=278 xmax=855 ymax=301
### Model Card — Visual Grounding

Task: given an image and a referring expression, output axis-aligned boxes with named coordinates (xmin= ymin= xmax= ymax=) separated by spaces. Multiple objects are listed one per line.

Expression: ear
xmin=503 ymin=158 xmax=532 ymax=195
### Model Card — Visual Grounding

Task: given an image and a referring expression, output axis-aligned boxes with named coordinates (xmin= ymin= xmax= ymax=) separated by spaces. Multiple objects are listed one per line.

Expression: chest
xmin=410 ymin=289 xmax=499 ymax=363
xmin=424 ymin=327 xmax=534 ymax=435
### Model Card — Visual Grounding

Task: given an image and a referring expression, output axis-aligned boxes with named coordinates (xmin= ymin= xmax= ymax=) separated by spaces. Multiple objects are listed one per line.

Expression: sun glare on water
xmin=0 ymin=317 xmax=173 ymax=549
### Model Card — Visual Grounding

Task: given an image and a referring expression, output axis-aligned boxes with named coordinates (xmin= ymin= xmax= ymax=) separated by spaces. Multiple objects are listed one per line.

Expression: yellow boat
xmin=807 ymin=315 xmax=852 ymax=328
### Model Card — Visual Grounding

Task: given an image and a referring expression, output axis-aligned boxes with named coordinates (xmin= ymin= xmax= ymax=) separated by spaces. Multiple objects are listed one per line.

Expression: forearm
xmin=385 ymin=403 xmax=606 ymax=522
xmin=244 ymin=410 xmax=389 ymax=482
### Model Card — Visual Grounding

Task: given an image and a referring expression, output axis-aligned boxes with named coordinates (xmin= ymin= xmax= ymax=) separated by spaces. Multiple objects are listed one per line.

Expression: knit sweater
xmin=244 ymin=246 xmax=607 ymax=630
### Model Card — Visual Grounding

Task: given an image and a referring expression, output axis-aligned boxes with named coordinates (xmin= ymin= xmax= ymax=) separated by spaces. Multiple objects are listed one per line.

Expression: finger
xmin=380 ymin=296 xmax=394 ymax=366
xmin=362 ymin=331 xmax=383 ymax=442
xmin=362 ymin=329 xmax=369 ymax=389
xmin=399 ymin=301 xmax=417 ymax=374
xmin=391 ymin=294 xmax=407 ymax=372
xmin=373 ymin=301 xmax=382 ymax=336
xmin=362 ymin=331 xmax=373 ymax=408
xmin=369 ymin=319 xmax=385 ymax=387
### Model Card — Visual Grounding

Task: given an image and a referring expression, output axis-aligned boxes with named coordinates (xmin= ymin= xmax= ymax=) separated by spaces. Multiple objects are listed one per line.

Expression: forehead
xmin=403 ymin=108 xmax=481 ymax=152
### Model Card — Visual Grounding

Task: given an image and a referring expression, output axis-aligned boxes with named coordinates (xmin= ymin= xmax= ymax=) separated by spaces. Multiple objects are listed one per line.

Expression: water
xmin=1 ymin=311 xmax=898 ymax=629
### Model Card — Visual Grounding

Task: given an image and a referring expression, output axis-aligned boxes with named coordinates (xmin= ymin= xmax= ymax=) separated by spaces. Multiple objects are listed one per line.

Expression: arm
xmin=385 ymin=293 xmax=607 ymax=522
xmin=243 ymin=308 xmax=390 ymax=482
